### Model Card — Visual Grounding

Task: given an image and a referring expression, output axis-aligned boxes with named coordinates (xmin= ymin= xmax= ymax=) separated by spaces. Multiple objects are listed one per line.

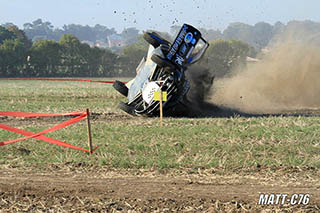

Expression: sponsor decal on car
xmin=142 ymin=82 xmax=161 ymax=104
xmin=175 ymin=55 xmax=185 ymax=66
xmin=179 ymin=43 xmax=187 ymax=55
xmin=167 ymin=25 xmax=188 ymax=60
xmin=184 ymin=32 xmax=193 ymax=44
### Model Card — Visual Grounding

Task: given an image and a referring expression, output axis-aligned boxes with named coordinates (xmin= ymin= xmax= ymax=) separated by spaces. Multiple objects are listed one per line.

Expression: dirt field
xmin=1 ymin=166 xmax=320 ymax=212
xmin=1 ymin=79 xmax=320 ymax=212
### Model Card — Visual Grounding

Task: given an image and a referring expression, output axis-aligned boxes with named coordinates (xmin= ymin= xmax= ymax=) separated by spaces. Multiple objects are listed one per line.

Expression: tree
xmin=93 ymin=24 xmax=116 ymax=41
xmin=1 ymin=22 xmax=16 ymax=28
xmin=121 ymin=27 xmax=140 ymax=45
xmin=23 ymin=19 xmax=118 ymax=43
xmin=98 ymin=48 xmax=118 ymax=76
xmin=223 ymin=22 xmax=252 ymax=42
xmin=62 ymin=24 xmax=93 ymax=42
xmin=58 ymin=34 xmax=84 ymax=76
xmin=251 ymin=22 xmax=273 ymax=49
xmin=23 ymin=18 xmax=60 ymax=42
xmin=273 ymin=21 xmax=285 ymax=35
xmin=28 ymin=40 xmax=61 ymax=76
xmin=7 ymin=25 xmax=32 ymax=49
xmin=0 ymin=25 xmax=32 ymax=77
xmin=201 ymin=40 xmax=254 ymax=78
xmin=198 ymin=28 xmax=223 ymax=41
xmin=57 ymin=34 xmax=117 ymax=77
xmin=222 ymin=22 xmax=278 ymax=50
xmin=0 ymin=26 xmax=16 ymax=44
xmin=0 ymin=39 xmax=27 ymax=77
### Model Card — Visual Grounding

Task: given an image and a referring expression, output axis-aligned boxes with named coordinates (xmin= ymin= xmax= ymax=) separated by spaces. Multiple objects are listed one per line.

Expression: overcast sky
xmin=1 ymin=0 xmax=320 ymax=32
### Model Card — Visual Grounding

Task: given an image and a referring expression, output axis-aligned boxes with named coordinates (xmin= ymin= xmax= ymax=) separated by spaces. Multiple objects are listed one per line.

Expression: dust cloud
xmin=209 ymin=33 xmax=320 ymax=114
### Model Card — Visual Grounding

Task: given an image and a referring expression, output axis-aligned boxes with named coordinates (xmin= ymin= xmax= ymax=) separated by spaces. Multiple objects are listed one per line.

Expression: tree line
xmin=6 ymin=18 xmax=320 ymax=51
xmin=1 ymin=26 xmax=114 ymax=77
xmin=1 ymin=19 xmax=282 ymax=51
xmin=0 ymin=24 xmax=151 ymax=77
xmin=0 ymin=24 xmax=253 ymax=78
xmin=2 ymin=19 xmax=139 ymax=49
xmin=1 ymin=19 xmax=320 ymax=78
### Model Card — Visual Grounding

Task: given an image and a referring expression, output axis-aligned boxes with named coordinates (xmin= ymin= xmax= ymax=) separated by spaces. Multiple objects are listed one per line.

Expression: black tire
xmin=118 ymin=102 xmax=135 ymax=115
xmin=143 ymin=32 xmax=170 ymax=48
xmin=113 ymin=80 xmax=128 ymax=97
xmin=151 ymin=54 xmax=175 ymax=69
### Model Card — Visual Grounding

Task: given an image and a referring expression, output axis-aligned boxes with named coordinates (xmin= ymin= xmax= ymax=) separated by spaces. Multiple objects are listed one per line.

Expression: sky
xmin=1 ymin=0 xmax=320 ymax=33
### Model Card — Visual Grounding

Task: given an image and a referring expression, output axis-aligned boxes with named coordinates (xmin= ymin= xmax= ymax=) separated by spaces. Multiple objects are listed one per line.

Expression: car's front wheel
xmin=113 ymin=80 xmax=128 ymax=97
xmin=143 ymin=32 xmax=170 ymax=48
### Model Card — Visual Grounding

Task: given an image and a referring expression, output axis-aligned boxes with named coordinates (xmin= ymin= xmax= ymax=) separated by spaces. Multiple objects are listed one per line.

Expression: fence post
xmin=86 ymin=109 xmax=93 ymax=154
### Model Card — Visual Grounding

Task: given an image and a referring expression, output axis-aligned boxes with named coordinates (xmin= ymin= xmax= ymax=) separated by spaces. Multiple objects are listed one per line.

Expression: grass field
xmin=1 ymin=79 xmax=320 ymax=212
xmin=1 ymin=79 xmax=320 ymax=171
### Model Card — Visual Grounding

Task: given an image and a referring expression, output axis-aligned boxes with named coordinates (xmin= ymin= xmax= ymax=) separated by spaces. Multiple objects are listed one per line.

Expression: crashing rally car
xmin=113 ymin=24 xmax=209 ymax=116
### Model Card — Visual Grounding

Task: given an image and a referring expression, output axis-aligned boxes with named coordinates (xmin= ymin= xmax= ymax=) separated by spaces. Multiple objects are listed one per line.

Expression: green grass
xmin=0 ymin=80 xmax=320 ymax=172
xmin=0 ymin=80 xmax=124 ymax=113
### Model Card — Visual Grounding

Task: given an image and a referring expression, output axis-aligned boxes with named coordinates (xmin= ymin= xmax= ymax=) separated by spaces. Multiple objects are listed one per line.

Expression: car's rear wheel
xmin=118 ymin=102 xmax=135 ymax=115
xmin=151 ymin=54 xmax=175 ymax=69
xmin=143 ymin=32 xmax=170 ymax=48
xmin=113 ymin=80 xmax=128 ymax=97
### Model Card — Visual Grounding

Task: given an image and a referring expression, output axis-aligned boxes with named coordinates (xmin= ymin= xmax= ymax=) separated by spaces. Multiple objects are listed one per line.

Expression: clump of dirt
xmin=209 ymin=31 xmax=320 ymax=114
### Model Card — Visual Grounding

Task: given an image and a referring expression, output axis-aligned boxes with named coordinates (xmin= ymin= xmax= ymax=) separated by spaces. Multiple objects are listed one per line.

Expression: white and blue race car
xmin=113 ymin=24 xmax=209 ymax=116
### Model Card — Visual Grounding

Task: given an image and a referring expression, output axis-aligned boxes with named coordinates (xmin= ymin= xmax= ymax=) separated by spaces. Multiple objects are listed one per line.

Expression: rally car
xmin=113 ymin=24 xmax=209 ymax=116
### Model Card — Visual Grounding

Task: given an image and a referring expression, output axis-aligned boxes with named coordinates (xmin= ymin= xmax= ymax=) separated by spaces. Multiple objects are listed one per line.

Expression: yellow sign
xmin=153 ymin=91 xmax=167 ymax=101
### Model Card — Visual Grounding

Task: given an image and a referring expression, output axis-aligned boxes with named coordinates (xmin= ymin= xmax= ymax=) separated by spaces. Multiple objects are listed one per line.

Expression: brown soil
xmin=1 ymin=168 xmax=320 ymax=212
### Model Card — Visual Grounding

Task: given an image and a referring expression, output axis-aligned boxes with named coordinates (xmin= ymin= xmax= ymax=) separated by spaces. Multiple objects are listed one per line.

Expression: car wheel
xmin=151 ymin=54 xmax=175 ymax=69
xmin=113 ymin=80 xmax=128 ymax=97
xmin=118 ymin=102 xmax=135 ymax=115
xmin=143 ymin=32 xmax=170 ymax=48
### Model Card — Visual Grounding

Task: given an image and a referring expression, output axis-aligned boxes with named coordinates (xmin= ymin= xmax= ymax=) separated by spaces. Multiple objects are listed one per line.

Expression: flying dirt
xmin=203 ymin=32 xmax=320 ymax=115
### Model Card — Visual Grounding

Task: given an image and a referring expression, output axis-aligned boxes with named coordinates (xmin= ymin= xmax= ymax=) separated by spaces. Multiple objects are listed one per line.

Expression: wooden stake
xmin=86 ymin=108 xmax=93 ymax=154
xmin=159 ymin=90 xmax=163 ymax=127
